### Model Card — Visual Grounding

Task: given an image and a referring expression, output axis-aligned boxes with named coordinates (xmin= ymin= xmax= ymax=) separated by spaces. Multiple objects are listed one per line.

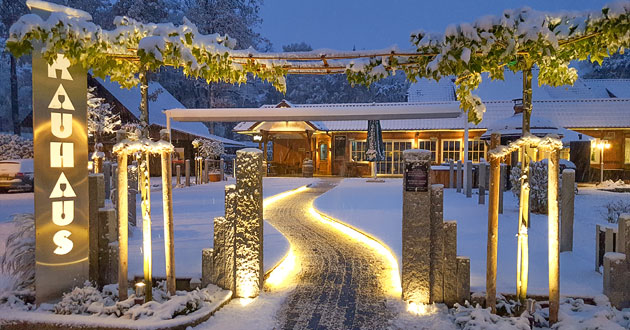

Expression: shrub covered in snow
xmin=603 ymin=200 xmax=630 ymax=224
xmin=192 ymin=138 xmax=224 ymax=159
xmin=0 ymin=134 xmax=33 ymax=160
xmin=54 ymin=281 xmax=110 ymax=315
xmin=0 ymin=213 xmax=35 ymax=292
xmin=510 ymin=161 xmax=552 ymax=214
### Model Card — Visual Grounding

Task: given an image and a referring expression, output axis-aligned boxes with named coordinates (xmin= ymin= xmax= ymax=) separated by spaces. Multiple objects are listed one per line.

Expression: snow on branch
xmin=113 ymin=139 xmax=174 ymax=155
xmin=489 ymin=134 xmax=563 ymax=159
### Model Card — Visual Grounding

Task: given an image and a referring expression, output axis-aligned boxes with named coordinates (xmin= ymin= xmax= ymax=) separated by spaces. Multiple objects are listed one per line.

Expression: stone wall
xmin=603 ymin=214 xmax=630 ymax=308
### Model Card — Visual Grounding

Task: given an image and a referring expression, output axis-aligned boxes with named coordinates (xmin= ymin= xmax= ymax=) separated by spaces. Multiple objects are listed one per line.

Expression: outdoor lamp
xmin=595 ymin=140 xmax=612 ymax=183
xmin=253 ymin=134 xmax=263 ymax=142
xmin=135 ymin=282 xmax=146 ymax=304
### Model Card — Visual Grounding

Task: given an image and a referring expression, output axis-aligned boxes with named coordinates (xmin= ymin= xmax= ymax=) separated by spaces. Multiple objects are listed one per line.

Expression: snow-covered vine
xmin=192 ymin=138 xmax=224 ymax=159
xmin=0 ymin=134 xmax=33 ymax=160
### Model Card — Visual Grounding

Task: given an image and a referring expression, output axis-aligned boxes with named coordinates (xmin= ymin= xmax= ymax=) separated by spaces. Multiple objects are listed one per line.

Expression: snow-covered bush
xmin=54 ymin=281 xmax=110 ymax=315
xmin=0 ymin=134 xmax=33 ymax=160
xmin=0 ymin=213 xmax=35 ymax=291
xmin=192 ymin=138 xmax=224 ymax=159
xmin=510 ymin=161 xmax=552 ymax=214
xmin=603 ymin=200 xmax=630 ymax=224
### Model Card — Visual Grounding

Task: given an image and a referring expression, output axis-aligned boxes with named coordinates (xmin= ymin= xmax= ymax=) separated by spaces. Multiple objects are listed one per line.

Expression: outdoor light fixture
xmin=252 ymin=134 xmax=263 ymax=142
xmin=134 ymin=282 xmax=146 ymax=304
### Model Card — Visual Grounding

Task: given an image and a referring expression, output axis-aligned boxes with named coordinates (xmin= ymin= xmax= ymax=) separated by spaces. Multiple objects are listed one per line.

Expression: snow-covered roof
xmin=96 ymin=77 xmax=245 ymax=147
xmin=235 ymin=98 xmax=630 ymax=132
xmin=407 ymin=78 xmax=456 ymax=102
xmin=582 ymin=79 xmax=630 ymax=98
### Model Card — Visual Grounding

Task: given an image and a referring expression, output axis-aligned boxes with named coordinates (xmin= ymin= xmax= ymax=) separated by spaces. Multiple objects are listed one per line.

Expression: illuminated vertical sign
xmin=33 ymin=48 xmax=89 ymax=302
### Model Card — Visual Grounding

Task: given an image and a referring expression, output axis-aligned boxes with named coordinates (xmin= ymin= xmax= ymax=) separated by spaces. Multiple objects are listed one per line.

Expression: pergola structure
xmin=164 ymin=101 xmax=462 ymax=175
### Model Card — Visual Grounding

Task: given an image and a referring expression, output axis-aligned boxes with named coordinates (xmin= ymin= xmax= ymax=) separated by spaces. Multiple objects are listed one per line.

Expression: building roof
xmin=96 ymin=77 xmax=245 ymax=147
xmin=582 ymin=79 xmax=630 ymax=98
xmin=235 ymin=98 xmax=630 ymax=132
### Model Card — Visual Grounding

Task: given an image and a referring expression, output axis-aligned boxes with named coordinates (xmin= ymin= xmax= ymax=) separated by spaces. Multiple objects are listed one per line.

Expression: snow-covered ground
xmin=314 ymin=178 xmax=630 ymax=297
xmin=0 ymin=177 xmax=313 ymax=289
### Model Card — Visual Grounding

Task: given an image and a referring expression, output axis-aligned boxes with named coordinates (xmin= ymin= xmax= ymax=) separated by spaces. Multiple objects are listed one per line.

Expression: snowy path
xmin=266 ymin=179 xmax=395 ymax=330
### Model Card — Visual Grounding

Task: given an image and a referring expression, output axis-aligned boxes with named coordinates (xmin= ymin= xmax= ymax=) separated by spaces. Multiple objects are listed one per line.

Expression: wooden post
xmin=116 ymin=131 xmax=128 ymax=300
xmin=517 ymin=65 xmax=533 ymax=308
xmin=160 ymin=131 xmax=176 ymax=295
xmin=548 ymin=150 xmax=560 ymax=324
xmin=486 ymin=133 xmax=500 ymax=313
xmin=185 ymin=159 xmax=191 ymax=186
xmin=138 ymin=151 xmax=152 ymax=301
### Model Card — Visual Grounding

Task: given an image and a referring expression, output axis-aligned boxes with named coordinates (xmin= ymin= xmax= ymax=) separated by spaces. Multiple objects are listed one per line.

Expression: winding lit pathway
xmin=265 ymin=179 xmax=397 ymax=330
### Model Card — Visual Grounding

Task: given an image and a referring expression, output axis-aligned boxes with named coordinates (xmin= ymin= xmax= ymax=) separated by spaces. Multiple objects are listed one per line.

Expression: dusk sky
xmin=259 ymin=0 xmax=611 ymax=51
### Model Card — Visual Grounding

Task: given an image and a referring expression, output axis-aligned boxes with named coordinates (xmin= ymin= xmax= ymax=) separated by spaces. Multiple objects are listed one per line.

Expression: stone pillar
xmin=235 ymin=149 xmax=263 ymax=298
xmin=111 ymin=164 xmax=118 ymax=193
xmin=202 ymin=248 xmax=214 ymax=288
xmin=103 ymin=161 xmax=111 ymax=200
xmin=457 ymin=256 xmax=471 ymax=305
xmin=203 ymin=159 xmax=209 ymax=184
xmin=465 ymin=160 xmax=473 ymax=198
xmin=618 ymin=214 xmax=630 ymax=254
xmin=560 ymin=169 xmax=575 ymax=252
xmin=443 ymin=221 xmax=458 ymax=306
xmin=449 ymin=160 xmax=454 ymax=188
xmin=478 ymin=162 xmax=486 ymax=205
xmin=429 ymin=184 xmax=444 ymax=303
xmin=212 ymin=216 xmax=227 ymax=287
xmin=401 ymin=149 xmax=432 ymax=304
xmin=88 ymin=174 xmax=105 ymax=284
xmin=223 ymin=185 xmax=237 ymax=292
xmin=220 ymin=159 xmax=225 ymax=181
xmin=185 ymin=159 xmax=191 ymax=187
xmin=176 ymin=165 xmax=182 ymax=187
xmin=603 ymin=252 xmax=629 ymax=308
xmin=97 ymin=208 xmax=117 ymax=288
xmin=456 ymin=160 xmax=462 ymax=193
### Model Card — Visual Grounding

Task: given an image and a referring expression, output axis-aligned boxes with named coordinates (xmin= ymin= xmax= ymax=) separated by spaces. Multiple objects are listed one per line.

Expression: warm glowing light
xmin=594 ymin=140 xmax=611 ymax=150
xmin=308 ymin=206 xmax=402 ymax=297
xmin=265 ymin=248 xmax=300 ymax=290
xmin=238 ymin=297 xmax=256 ymax=306
xmin=263 ymin=185 xmax=308 ymax=208
xmin=407 ymin=302 xmax=431 ymax=315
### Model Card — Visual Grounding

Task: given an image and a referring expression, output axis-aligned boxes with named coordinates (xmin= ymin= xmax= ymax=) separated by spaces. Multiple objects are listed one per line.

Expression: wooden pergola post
xmin=160 ymin=131 xmax=176 ymax=295
xmin=548 ymin=150 xmax=560 ymax=324
xmin=486 ymin=133 xmax=501 ymax=313
xmin=138 ymin=150 xmax=153 ymax=301
xmin=116 ymin=131 xmax=128 ymax=300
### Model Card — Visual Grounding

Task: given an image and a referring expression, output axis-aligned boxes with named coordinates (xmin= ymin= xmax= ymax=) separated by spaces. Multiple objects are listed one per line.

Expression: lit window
xmin=319 ymin=144 xmax=328 ymax=161
xmin=467 ymin=140 xmax=486 ymax=162
xmin=442 ymin=139 xmax=461 ymax=162
xmin=418 ymin=140 xmax=437 ymax=163
xmin=351 ymin=140 xmax=368 ymax=162
xmin=377 ymin=141 xmax=412 ymax=175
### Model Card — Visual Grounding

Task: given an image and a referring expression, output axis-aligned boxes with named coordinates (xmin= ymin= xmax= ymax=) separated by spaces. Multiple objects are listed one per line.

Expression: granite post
xmin=457 ymin=256 xmax=471 ymax=304
xmin=185 ymin=159 xmax=191 ymax=186
xmin=234 ymin=149 xmax=263 ymax=298
xmin=456 ymin=160 xmax=462 ymax=193
xmin=465 ymin=160 xmax=473 ymax=198
xmin=499 ymin=164 xmax=506 ymax=214
xmin=478 ymin=162 xmax=486 ymax=205
xmin=97 ymin=208 xmax=117 ymax=288
xmin=88 ymin=174 xmax=105 ymax=284
xmin=603 ymin=214 xmax=630 ymax=309
xmin=560 ymin=169 xmax=575 ymax=252
xmin=443 ymin=221 xmax=458 ymax=306
xmin=201 ymin=248 xmax=214 ymax=288
xmin=176 ymin=165 xmax=182 ymax=187
xmin=103 ymin=161 xmax=111 ymax=200
xmin=402 ymin=149 xmax=432 ymax=304
xmin=223 ymin=185 xmax=237 ymax=292
xmin=449 ymin=160 xmax=454 ymax=188
xmin=429 ymin=184 xmax=444 ymax=303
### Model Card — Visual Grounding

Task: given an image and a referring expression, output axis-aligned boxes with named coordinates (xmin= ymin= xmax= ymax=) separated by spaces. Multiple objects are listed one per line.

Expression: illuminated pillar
xmin=548 ymin=150 xmax=560 ymax=324
xmin=402 ymin=149 xmax=431 ymax=304
xmin=560 ymin=169 xmax=575 ymax=252
xmin=116 ymin=132 xmax=128 ymax=300
xmin=160 ymin=132 xmax=176 ymax=295
xmin=212 ymin=216 xmax=227 ymax=286
xmin=235 ymin=148 xmax=263 ymax=298
xmin=138 ymin=151 xmax=152 ymax=301
xmin=429 ymin=184 xmax=444 ymax=303
xmin=202 ymin=248 xmax=213 ymax=288
xmin=223 ymin=184 xmax=237 ymax=292
xmin=486 ymin=133 xmax=500 ymax=313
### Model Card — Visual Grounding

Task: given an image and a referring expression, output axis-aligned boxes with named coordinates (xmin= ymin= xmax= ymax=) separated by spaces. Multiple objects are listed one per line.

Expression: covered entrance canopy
xmin=164 ymin=101 xmax=462 ymax=176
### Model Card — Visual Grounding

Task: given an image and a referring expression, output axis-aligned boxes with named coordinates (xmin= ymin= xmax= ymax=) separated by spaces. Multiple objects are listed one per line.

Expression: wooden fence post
xmin=160 ymin=131 xmax=176 ymax=295
xmin=486 ymin=133 xmax=500 ymax=313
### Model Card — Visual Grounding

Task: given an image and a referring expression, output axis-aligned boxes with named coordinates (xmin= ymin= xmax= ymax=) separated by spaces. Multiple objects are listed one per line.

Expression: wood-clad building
xmin=235 ymin=75 xmax=630 ymax=182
